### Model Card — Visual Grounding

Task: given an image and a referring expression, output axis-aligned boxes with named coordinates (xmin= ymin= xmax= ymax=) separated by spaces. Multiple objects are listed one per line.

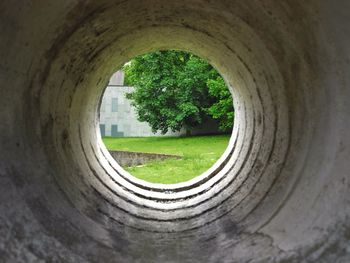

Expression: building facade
xmin=99 ymin=71 xmax=181 ymax=137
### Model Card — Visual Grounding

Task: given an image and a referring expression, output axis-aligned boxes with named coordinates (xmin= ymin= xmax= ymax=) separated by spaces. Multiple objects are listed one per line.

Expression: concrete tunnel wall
xmin=1 ymin=1 xmax=350 ymax=262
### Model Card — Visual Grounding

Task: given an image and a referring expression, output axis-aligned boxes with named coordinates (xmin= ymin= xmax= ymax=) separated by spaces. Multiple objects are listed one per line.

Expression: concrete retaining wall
xmin=109 ymin=150 xmax=182 ymax=167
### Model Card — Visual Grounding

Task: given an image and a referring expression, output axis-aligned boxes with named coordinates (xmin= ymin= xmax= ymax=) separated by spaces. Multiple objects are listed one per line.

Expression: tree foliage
xmin=123 ymin=50 xmax=234 ymax=134
xmin=206 ymin=77 xmax=235 ymax=132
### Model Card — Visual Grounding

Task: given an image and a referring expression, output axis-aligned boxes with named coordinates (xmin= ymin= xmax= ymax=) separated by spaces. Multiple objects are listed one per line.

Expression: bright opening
xmin=99 ymin=50 xmax=234 ymax=184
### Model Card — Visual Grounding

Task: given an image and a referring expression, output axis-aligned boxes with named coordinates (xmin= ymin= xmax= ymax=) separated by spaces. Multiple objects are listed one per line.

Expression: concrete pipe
xmin=1 ymin=1 xmax=350 ymax=262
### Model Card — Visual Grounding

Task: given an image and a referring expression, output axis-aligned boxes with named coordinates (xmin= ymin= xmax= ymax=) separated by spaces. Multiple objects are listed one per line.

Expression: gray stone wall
xmin=109 ymin=150 xmax=182 ymax=167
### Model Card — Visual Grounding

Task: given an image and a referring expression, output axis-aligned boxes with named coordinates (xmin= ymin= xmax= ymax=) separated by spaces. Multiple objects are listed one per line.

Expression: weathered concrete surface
xmin=1 ymin=0 xmax=350 ymax=262
xmin=109 ymin=150 xmax=182 ymax=167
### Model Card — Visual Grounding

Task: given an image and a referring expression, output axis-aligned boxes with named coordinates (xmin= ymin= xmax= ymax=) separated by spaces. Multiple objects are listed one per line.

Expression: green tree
xmin=206 ymin=77 xmax=234 ymax=132
xmin=123 ymin=50 xmax=233 ymax=134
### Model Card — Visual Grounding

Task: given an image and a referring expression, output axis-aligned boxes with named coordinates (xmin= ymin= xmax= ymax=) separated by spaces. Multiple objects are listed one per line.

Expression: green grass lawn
xmin=102 ymin=135 xmax=230 ymax=184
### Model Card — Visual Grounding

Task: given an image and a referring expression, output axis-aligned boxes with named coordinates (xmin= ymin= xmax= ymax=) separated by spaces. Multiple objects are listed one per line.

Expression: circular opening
xmin=98 ymin=50 xmax=234 ymax=185
xmin=41 ymin=20 xmax=287 ymax=233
